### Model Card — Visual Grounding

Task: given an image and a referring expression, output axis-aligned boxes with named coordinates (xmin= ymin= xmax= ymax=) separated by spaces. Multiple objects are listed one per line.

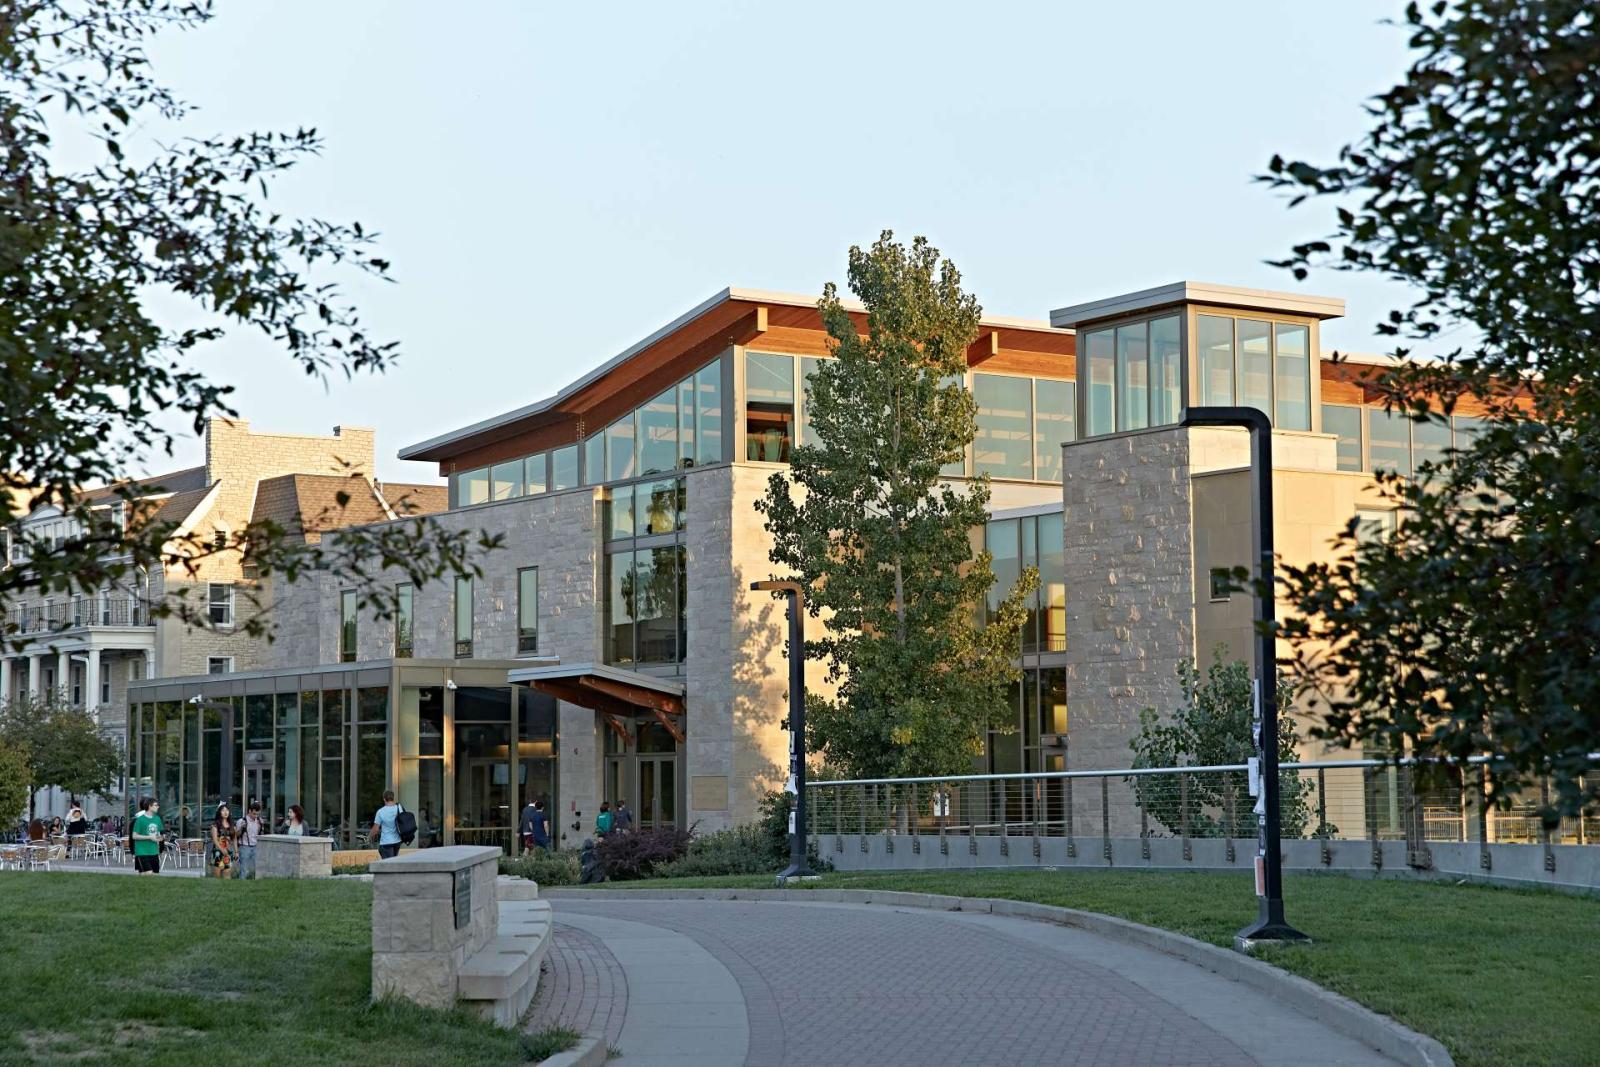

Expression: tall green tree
xmin=0 ymin=694 xmax=121 ymax=817
xmin=756 ymin=232 xmax=1036 ymax=779
xmin=0 ymin=736 xmax=29 ymax=827
xmin=0 ymin=1 xmax=496 ymax=647
xmin=1260 ymin=0 xmax=1600 ymax=818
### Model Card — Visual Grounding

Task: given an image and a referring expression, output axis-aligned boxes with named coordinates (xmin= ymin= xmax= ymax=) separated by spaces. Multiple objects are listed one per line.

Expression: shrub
xmin=500 ymin=848 xmax=581 ymax=887
xmin=654 ymin=791 xmax=833 ymax=879
xmin=594 ymin=825 xmax=690 ymax=881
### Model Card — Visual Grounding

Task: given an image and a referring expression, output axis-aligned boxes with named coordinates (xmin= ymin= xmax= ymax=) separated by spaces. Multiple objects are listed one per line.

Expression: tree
xmin=1259 ymin=0 xmax=1600 ymax=820
xmin=0 ymin=693 xmax=122 ymax=817
xmin=0 ymin=1 xmax=495 ymax=648
xmin=1128 ymin=651 xmax=1313 ymax=839
xmin=756 ymin=232 xmax=1036 ymax=780
xmin=0 ymin=736 xmax=29 ymax=827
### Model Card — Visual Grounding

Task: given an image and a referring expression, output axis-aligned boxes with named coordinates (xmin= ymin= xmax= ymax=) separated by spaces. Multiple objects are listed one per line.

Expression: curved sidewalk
xmin=547 ymin=896 xmax=1399 ymax=1067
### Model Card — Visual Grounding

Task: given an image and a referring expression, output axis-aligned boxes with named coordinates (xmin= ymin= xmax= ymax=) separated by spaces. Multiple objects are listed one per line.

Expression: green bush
xmin=499 ymin=848 xmax=581 ymax=887
xmin=654 ymin=791 xmax=832 ymax=878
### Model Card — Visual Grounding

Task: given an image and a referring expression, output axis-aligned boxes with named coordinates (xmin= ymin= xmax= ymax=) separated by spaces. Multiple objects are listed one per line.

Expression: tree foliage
xmin=1260 ymin=0 xmax=1600 ymax=818
xmin=0 ymin=693 xmax=122 ymax=814
xmin=0 ymin=1 xmax=496 ymax=649
xmin=0 ymin=736 xmax=29 ymax=825
xmin=1129 ymin=652 xmax=1312 ymax=839
xmin=756 ymin=232 xmax=1036 ymax=779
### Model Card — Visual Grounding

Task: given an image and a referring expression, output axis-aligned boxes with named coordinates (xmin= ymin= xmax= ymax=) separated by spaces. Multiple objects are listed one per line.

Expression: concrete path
xmin=548 ymin=898 xmax=1399 ymax=1067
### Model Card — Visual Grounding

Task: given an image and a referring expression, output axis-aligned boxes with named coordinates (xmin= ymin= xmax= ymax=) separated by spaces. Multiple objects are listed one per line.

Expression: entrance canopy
xmin=508 ymin=662 xmax=684 ymax=746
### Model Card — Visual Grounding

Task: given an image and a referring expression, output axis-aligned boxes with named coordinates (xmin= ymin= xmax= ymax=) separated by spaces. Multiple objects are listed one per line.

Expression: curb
xmin=544 ymin=886 xmax=1452 ymax=1067
xmin=537 ymin=1034 xmax=606 ymax=1067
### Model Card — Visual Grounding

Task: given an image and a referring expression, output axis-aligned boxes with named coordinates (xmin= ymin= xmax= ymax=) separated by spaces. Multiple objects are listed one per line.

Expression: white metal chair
xmin=0 ymin=843 xmax=26 ymax=870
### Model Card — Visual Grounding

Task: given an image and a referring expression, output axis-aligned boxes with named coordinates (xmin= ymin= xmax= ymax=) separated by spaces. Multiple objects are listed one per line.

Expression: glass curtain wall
xmin=398 ymin=685 xmax=444 ymax=847
xmin=1192 ymin=314 xmax=1312 ymax=431
xmin=455 ymin=686 xmax=513 ymax=851
xmin=604 ymin=478 xmax=687 ymax=670
xmin=1081 ymin=314 xmax=1183 ymax=436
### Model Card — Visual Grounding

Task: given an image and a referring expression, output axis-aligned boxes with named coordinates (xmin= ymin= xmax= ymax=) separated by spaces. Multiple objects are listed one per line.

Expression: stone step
xmin=457 ymin=899 xmax=555 ymax=1028
xmin=496 ymin=874 xmax=541 ymax=901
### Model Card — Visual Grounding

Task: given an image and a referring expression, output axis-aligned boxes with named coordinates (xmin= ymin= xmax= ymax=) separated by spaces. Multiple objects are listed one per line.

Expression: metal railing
xmin=807 ymin=756 xmax=1600 ymax=858
xmin=7 ymin=594 xmax=150 ymax=633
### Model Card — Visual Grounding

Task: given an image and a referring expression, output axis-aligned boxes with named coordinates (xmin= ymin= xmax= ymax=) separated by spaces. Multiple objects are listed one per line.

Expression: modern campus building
xmin=2 ymin=418 xmax=443 ymax=820
xmin=115 ymin=281 xmax=1492 ymax=850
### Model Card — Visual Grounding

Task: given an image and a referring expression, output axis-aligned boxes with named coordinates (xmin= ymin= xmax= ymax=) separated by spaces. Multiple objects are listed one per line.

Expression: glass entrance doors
xmin=603 ymin=718 xmax=682 ymax=830
xmin=243 ymin=756 xmax=274 ymax=822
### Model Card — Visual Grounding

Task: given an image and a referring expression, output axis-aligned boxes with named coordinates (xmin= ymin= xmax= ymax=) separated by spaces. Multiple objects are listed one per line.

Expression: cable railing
xmin=806 ymin=756 xmax=1600 ymax=866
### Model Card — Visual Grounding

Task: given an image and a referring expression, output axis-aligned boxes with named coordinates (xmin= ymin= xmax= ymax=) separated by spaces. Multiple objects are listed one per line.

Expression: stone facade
xmin=257 ymin=833 xmax=333 ymax=878
xmin=370 ymin=845 xmax=502 ymax=1009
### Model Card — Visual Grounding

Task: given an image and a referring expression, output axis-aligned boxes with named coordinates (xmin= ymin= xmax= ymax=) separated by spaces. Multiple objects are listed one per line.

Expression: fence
xmin=806 ymin=757 xmax=1600 ymax=892
xmin=7 ymin=594 xmax=149 ymax=633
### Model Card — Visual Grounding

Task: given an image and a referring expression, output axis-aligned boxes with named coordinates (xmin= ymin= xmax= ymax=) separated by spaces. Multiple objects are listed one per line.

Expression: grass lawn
xmin=595 ymin=868 xmax=1600 ymax=1067
xmin=0 ymin=873 xmax=530 ymax=1066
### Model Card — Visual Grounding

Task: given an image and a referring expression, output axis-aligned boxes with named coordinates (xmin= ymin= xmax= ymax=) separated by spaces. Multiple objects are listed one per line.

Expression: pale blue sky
xmin=137 ymin=1 xmax=1417 ymax=482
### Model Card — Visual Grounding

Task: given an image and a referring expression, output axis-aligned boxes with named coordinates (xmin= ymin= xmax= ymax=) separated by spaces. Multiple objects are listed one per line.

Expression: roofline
xmin=1049 ymin=281 xmax=1345 ymax=328
xmin=506 ymin=661 xmax=687 ymax=698
xmin=398 ymin=287 xmax=1067 ymax=462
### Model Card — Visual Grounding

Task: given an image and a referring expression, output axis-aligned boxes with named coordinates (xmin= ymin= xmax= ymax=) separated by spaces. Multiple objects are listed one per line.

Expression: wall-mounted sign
xmin=453 ymin=868 xmax=471 ymax=930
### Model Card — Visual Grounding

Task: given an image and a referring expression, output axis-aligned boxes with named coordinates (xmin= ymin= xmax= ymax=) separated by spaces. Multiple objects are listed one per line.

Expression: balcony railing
xmin=7 ymin=595 xmax=151 ymax=634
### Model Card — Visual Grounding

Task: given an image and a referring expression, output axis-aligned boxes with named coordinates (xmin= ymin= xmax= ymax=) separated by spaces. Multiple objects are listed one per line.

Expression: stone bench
xmin=457 ymin=898 xmax=553 ymax=1027
xmin=258 ymin=834 xmax=332 ymax=879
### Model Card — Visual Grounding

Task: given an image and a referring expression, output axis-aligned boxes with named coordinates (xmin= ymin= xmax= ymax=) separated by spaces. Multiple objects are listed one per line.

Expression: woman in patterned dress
xmin=210 ymin=804 xmax=237 ymax=879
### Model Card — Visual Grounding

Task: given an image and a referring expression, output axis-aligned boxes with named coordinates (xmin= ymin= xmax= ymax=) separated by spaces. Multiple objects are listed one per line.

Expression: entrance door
xmin=637 ymin=755 xmax=676 ymax=829
xmin=245 ymin=765 xmax=274 ymax=821
xmin=603 ymin=718 xmax=681 ymax=830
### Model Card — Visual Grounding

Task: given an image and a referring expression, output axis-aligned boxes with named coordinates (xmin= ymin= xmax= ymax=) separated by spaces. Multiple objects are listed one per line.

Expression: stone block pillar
xmin=370 ymin=845 xmax=500 ymax=1010
xmin=27 ymin=654 xmax=41 ymax=697
xmin=258 ymin=833 xmax=332 ymax=878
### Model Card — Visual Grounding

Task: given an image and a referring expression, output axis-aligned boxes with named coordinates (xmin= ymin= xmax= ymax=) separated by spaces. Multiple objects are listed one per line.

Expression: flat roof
xmin=1049 ymin=281 xmax=1345 ymax=329
xmin=398 ymin=286 xmax=1066 ymax=463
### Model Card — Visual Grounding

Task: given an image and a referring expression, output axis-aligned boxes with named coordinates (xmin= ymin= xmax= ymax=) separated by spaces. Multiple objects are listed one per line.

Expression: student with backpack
xmin=594 ymin=802 xmax=614 ymax=837
xmin=371 ymin=791 xmax=416 ymax=858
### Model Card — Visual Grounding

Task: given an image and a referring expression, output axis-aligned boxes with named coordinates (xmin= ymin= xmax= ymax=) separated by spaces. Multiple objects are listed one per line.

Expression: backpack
xmin=394 ymin=805 xmax=417 ymax=846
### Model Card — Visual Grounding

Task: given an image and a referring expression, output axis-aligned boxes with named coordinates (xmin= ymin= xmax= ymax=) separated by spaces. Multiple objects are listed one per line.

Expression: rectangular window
xmin=607 ymin=483 xmax=635 ymax=541
xmin=745 ymin=351 xmax=794 ymax=463
xmin=207 ymin=583 xmax=234 ymax=627
xmin=605 ymin=552 xmax=636 ymax=667
xmin=677 ymin=376 xmax=696 ymax=467
xmin=1410 ymin=415 xmax=1452 ymax=475
xmin=517 ymin=568 xmax=539 ymax=654
xmin=641 ymin=479 xmax=683 ymax=535
xmin=695 ymin=358 xmax=723 ymax=466
xmin=582 ymin=433 xmax=605 ymax=486
xmin=454 ymin=576 xmax=473 ymax=658
xmin=1198 ymin=315 xmax=1235 ymax=407
xmin=796 ymin=356 xmax=824 ymax=446
xmin=395 ymin=583 xmax=414 ymax=657
xmin=1115 ymin=321 xmax=1149 ymax=431
xmin=1274 ymin=324 xmax=1311 ymax=431
xmin=1033 ymin=379 xmax=1076 ymax=483
xmin=491 ymin=460 xmax=522 ymax=501
xmin=1209 ymin=568 xmax=1232 ymax=602
xmin=461 ymin=467 xmax=490 ymax=506
xmin=1085 ymin=328 xmax=1115 ymax=436
xmin=1322 ymin=404 xmax=1364 ymax=471
xmin=605 ymin=415 xmax=636 ymax=482
xmin=1149 ymin=315 xmax=1182 ymax=426
xmin=339 ymin=589 xmax=357 ymax=662
xmin=207 ymin=656 xmax=234 ymax=675
xmin=986 ymin=518 xmax=1020 ymax=628
xmin=1355 ymin=508 xmax=1396 ymax=545
xmin=1038 ymin=511 xmax=1066 ymax=652
xmin=973 ymin=373 xmax=1033 ymax=480
xmin=1236 ymin=318 xmax=1273 ymax=416
xmin=1452 ymin=414 xmax=1487 ymax=449
xmin=551 ymin=444 xmax=578 ymax=491
xmin=637 ymin=387 xmax=678 ymax=476
xmin=1367 ymin=409 xmax=1411 ymax=477
xmin=524 ymin=453 xmax=547 ymax=495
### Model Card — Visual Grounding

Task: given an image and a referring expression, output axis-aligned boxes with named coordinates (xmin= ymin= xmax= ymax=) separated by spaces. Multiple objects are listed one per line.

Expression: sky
xmin=129 ymin=1 xmax=1419 ymax=483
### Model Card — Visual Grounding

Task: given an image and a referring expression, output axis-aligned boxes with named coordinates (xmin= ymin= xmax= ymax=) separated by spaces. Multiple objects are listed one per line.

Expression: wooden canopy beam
xmin=577 ymin=675 xmax=684 ymax=716
xmin=650 ymin=706 xmax=685 ymax=745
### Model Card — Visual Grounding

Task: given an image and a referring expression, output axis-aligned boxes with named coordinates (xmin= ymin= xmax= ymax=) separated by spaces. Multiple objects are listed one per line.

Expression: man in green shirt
xmin=131 ymin=797 xmax=164 ymax=875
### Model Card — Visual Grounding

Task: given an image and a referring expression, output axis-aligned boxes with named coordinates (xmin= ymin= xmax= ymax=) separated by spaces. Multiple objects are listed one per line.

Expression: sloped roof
xmin=251 ymin=474 xmax=392 ymax=544
xmin=142 ymin=484 xmax=219 ymax=529
xmin=83 ymin=465 xmax=209 ymax=505
xmin=378 ymin=482 xmax=447 ymax=517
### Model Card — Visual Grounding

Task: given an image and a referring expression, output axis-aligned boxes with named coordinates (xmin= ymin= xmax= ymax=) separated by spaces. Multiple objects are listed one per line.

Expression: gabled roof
xmin=143 ymin=484 xmax=219 ymax=529
xmin=251 ymin=474 xmax=393 ymax=544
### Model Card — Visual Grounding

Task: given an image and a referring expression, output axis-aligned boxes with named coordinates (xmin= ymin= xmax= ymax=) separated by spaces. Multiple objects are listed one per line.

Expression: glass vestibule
xmin=603 ymin=718 xmax=682 ymax=830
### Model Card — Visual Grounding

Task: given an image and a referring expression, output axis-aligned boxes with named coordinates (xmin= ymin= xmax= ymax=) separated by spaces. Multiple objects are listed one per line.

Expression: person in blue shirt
xmin=371 ymin=791 xmax=402 ymax=859
xmin=519 ymin=799 xmax=551 ymax=851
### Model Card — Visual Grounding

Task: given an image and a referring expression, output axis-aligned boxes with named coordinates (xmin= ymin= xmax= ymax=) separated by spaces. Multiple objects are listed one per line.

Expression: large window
xmin=985 ymin=512 xmax=1067 ymax=654
xmin=517 ymin=567 xmax=539 ymax=654
xmin=1084 ymin=314 xmax=1182 ymax=436
xmin=1367 ymin=409 xmax=1412 ymax=477
xmin=604 ymin=478 xmax=687 ymax=668
xmin=551 ymin=445 xmax=578 ymax=491
xmin=573 ymin=357 xmax=725 ymax=489
xmin=454 ymin=576 xmax=473 ymax=658
xmin=1322 ymin=404 xmax=1363 ymax=471
xmin=339 ymin=590 xmax=357 ymax=663
xmin=1194 ymin=313 xmax=1312 ymax=430
xmin=1033 ymin=379 xmax=1076 ymax=483
xmin=745 ymin=350 xmax=794 ymax=463
xmin=638 ymin=387 xmax=678 ymax=476
xmin=491 ymin=460 xmax=522 ymax=501
xmin=973 ymin=374 xmax=1033 ymax=480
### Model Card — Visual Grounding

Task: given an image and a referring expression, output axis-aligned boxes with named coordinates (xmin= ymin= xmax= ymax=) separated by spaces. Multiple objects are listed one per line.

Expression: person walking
xmin=285 ymin=805 xmax=307 ymax=837
xmin=613 ymin=800 xmax=634 ymax=833
xmin=210 ymin=804 xmax=236 ymax=879
xmin=131 ymin=797 xmax=164 ymax=876
xmin=371 ymin=790 xmax=402 ymax=859
xmin=518 ymin=799 xmax=538 ymax=851
xmin=237 ymin=801 xmax=264 ymax=879
xmin=530 ymin=801 xmax=550 ymax=850
xmin=594 ymin=802 xmax=614 ymax=838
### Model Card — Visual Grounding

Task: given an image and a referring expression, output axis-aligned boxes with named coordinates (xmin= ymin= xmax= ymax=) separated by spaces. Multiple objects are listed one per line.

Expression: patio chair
xmin=181 ymin=839 xmax=206 ymax=868
xmin=79 ymin=834 xmax=107 ymax=864
xmin=0 ymin=843 xmax=25 ymax=870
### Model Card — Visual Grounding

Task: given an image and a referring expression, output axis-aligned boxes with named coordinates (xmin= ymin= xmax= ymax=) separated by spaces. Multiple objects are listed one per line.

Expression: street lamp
xmin=1180 ymin=406 xmax=1309 ymax=949
xmin=750 ymin=579 xmax=818 ymax=882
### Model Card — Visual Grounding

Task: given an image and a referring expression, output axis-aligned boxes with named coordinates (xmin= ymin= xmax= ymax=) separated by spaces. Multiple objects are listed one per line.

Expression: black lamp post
xmin=750 ymin=579 xmax=817 ymax=882
xmin=1180 ymin=406 xmax=1309 ymax=949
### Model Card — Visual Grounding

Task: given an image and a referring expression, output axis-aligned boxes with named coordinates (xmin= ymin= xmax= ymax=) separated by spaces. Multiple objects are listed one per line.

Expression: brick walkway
xmin=525 ymin=922 xmax=627 ymax=1047
xmin=550 ymin=898 xmax=1398 ymax=1067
